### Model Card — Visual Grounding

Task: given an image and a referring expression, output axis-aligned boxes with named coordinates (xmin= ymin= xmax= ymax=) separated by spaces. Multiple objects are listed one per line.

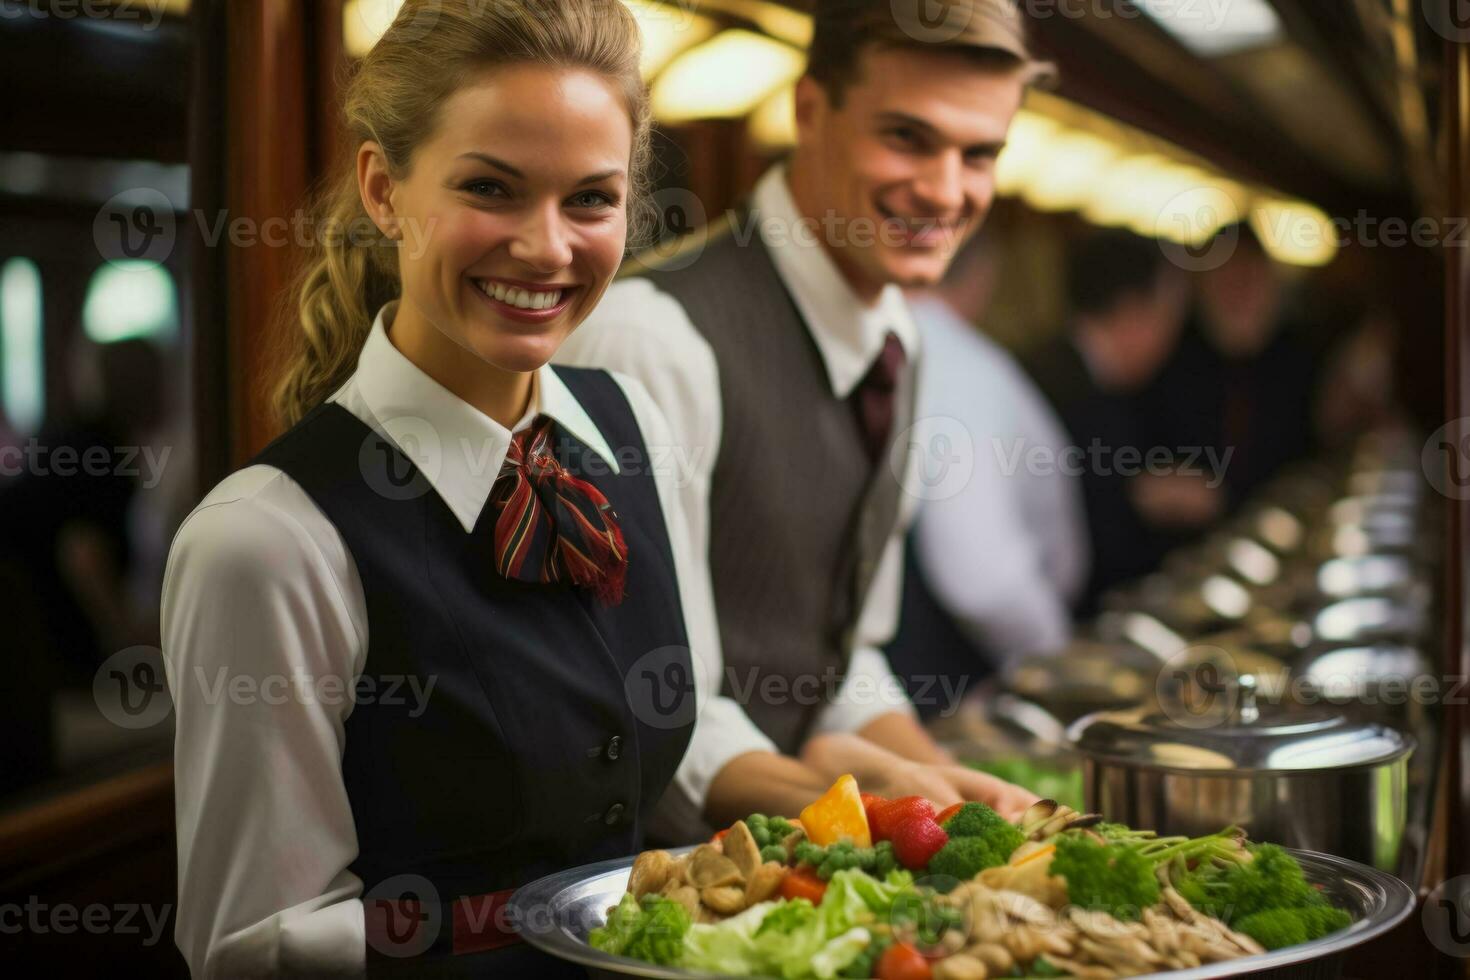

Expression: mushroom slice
xmin=628 ymin=849 xmax=674 ymax=898
xmin=932 ymin=954 xmax=988 ymax=980
xmin=1015 ymin=799 xmax=1104 ymax=841
xmin=745 ymin=862 xmax=786 ymax=905
xmin=687 ymin=844 xmax=744 ymax=889
xmin=723 ymin=820 xmax=762 ymax=879
xmin=964 ymin=942 xmax=1015 ymax=975
xmin=700 ymin=885 xmax=748 ymax=916
xmin=664 ymin=885 xmax=700 ymax=918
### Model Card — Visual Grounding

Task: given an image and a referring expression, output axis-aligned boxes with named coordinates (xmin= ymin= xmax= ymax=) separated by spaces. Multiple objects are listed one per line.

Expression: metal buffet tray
xmin=509 ymin=848 xmax=1415 ymax=980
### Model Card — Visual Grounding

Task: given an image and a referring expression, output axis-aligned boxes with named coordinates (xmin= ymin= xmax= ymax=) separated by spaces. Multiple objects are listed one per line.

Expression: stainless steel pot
xmin=1067 ymin=675 xmax=1414 ymax=871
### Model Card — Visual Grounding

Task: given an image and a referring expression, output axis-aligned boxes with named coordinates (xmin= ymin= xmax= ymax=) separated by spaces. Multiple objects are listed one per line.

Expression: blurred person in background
xmin=0 ymin=337 xmax=167 ymax=678
xmin=558 ymin=0 xmax=1048 ymax=809
xmin=886 ymin=228 xmax=1088 ymax=714
xmin=0 ymin=337 xmax=165 ymax=794
xmin=1023 ymin=230 xmax=1207 ymax=613
xmin=1141 ymin=222 xmax=1318 ymax=506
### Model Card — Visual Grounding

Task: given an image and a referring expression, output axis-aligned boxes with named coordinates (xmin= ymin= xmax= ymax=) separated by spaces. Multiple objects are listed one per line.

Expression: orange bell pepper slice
xmin=799 ymin=774 xmax=873 ymax=847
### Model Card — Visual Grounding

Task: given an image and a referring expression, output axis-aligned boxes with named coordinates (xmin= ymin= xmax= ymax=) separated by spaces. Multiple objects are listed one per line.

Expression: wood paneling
xmin=223 ymin=0 xmax=315 ymax=464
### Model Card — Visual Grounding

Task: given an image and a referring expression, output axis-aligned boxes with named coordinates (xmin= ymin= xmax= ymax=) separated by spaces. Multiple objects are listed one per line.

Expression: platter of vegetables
xmin=509 ymin=775 xmax=1414 ymax=979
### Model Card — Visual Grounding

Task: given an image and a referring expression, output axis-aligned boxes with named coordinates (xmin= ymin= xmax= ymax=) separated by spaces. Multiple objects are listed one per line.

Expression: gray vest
xmin=638 ymin=214 xmax=915 ymax=753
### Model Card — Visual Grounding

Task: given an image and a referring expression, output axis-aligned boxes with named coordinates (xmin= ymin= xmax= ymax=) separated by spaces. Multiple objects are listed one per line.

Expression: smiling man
xmin=556 ymin=0 xmax=1051 ymax=829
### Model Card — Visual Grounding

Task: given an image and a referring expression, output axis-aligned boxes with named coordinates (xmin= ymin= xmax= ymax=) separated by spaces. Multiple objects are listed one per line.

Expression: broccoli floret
xmin=1050 ymin=835 xmax=1160 ymax=921
xmin=838 ymin=935 xmax=891 ymax=978
xmin=590 ymin=894 xmax=691 ymax=965
xmin=942 ymin=803 xmax=1024 ymax=851
xmin=1235 ymin=906 xmax=1351 ymax=950
xmin=1178 ymin=844 xmax=1325 ymax=923
xmin=926 ymin=835 xmax=1012 ymax=883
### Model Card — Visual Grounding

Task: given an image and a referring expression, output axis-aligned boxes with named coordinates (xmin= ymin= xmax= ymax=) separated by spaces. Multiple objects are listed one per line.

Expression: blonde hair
xmin=271 ymin=0 xmax=653 ymax=428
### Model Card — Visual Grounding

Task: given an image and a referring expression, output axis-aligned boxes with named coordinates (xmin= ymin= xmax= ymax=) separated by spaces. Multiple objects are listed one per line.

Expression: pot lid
xmin=1066 ymin=674 xmax=1414 ymax=772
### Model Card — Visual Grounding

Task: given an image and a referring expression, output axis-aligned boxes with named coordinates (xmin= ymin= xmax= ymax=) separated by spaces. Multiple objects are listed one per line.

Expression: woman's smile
xmin=469 ymin=274 xmax=581 ymax=324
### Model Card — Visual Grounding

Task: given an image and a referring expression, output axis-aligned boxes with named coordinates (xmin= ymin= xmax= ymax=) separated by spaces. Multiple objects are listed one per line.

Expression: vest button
xmin=605 ymin=736 xmax=623 ymax=761
xmin=603 ymin=802 xmax=625 ymax=826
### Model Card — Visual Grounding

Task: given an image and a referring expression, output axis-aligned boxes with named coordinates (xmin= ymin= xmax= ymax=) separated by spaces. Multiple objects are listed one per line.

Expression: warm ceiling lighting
xmin=1250 ymin=198 xmax=1339 ymax=267
xmin=651 ymin=29 xmax=804 ymax=122
xmin=1146 ymin=167 xmax=1246 ymax=245
xmin=1135 ymin=0 xmax=1283 ymax=57
xmin=1017 ymin=132 xmax=1120 ymax=212
xmin=344 ymin=1 xmax=731 ymax=65
xmin=994 ymin=111 xmax=1060 ymax=196
xmin=748 ymin=85 xmax=795 ymax=149
xmin=343 ymin=0 xmax=401 ymax=58
xmin=624 ymin=0 xmax=717 ymax=78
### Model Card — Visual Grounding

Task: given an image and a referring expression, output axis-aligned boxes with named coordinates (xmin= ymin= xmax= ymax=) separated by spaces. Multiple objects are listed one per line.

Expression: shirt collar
xmin=751 ymin=163 xmax=920 ymax=397
xmin=334 ymin=301 xmax=620 ymax=532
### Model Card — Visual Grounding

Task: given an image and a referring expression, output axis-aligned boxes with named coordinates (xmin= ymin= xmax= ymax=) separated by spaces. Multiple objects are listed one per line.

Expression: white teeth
xmin=477 ymin=280 xmax=563 ymax=311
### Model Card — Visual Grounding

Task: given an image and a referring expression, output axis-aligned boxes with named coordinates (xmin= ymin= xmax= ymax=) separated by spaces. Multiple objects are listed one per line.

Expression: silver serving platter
xmin=509 ymin=846 xmax=1415 ymax=979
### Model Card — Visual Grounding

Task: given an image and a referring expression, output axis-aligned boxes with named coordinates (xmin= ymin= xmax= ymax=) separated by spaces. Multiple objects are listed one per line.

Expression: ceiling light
xmin=748 ymin=85 xmax=796 ymax=149
xmin=651 ymin=30 xmax=804 ymax=122
xmin=1135 ymin=0 xmax=1283 ymax=57
xmin=1250 ymin=198 xmax=1340 ymax=267
xmin=1016 ymin=132 xmax=1120 ymax=212
xmin=624 ymin=0 xmax=717 ymax=78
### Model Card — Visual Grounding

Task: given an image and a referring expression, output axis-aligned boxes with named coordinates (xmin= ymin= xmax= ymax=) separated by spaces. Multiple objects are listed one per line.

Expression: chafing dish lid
xmin=1066 ymin=676 xmax=1413 ymax=772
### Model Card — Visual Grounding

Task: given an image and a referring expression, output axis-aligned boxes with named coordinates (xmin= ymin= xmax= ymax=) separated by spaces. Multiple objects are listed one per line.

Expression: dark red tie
xmin=852 ymin=332 xmax=906 ymax=463
xmin=487 ymin=416 xmax=628 ymax=605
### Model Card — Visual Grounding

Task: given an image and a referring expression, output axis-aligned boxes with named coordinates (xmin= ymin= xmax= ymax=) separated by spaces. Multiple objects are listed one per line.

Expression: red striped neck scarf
xmin=488 ymin=416 xmax=628 ymax=606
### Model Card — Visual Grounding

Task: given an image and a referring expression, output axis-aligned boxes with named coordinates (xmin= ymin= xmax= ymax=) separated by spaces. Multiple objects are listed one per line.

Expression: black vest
xmin=247 ymin=367 xmax=693 ymax=970
xmin=635 ymin=217 xmax=915 ymax=753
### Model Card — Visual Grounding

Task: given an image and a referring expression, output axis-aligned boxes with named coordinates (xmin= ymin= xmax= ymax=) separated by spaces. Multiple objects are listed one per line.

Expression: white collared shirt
xmin=908 ymin=295 xmax=1088 ymax=662
xmin=555 ymin=161 xmax=922 ymax=742
xmin=161 ymin=302 xmax=761 ymax=978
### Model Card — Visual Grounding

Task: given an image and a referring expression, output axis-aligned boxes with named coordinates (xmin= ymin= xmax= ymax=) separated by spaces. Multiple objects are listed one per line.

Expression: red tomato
xmin=876 ymin=941 xmax=932 ymax=980
xmin=710 ymin=828 xmax=729 ymax=845
xmin=778 ymin=868 xmax=827 ymax=904
xmin=935 ymin=803 xmax=964 ymax=826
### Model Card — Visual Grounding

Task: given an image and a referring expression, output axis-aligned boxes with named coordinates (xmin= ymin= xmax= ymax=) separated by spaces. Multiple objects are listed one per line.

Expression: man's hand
xmin=932 ymin=764 xmax=1040 ymax=821
xmin=798 ymin=732 xmax=1041 ymax=819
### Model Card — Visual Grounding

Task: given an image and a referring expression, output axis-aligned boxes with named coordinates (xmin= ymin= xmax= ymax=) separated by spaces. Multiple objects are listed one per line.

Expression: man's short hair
xmin=806 ymin=0 xmax=1053 ymax=105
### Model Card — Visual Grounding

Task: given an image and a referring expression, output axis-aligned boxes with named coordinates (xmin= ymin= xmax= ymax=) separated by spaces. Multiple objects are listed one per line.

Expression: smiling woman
xmin=158 ymin=2 xmax=739 ymax=978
